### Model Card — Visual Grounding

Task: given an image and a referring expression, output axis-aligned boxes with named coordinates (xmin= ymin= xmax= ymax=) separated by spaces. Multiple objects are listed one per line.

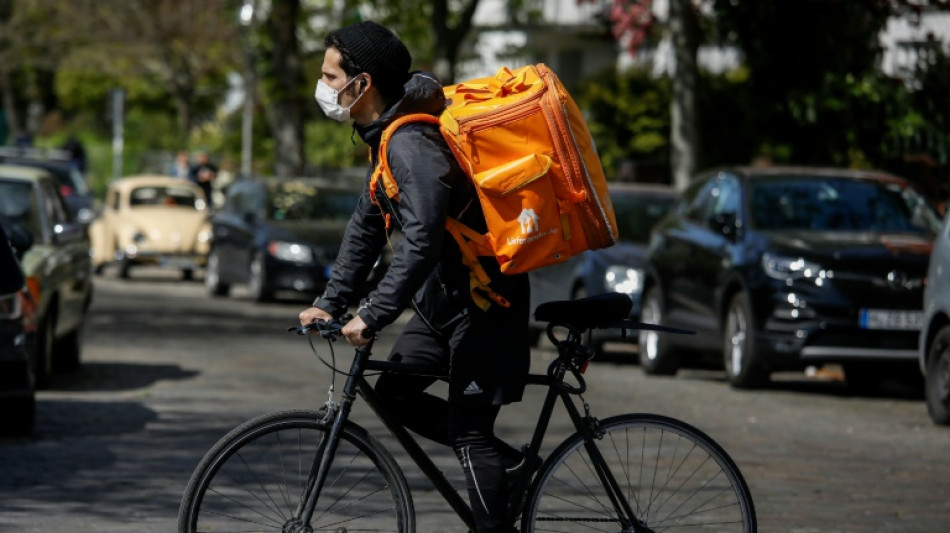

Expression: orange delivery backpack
xmin=370 ymin=63 xmax=618 ymax=310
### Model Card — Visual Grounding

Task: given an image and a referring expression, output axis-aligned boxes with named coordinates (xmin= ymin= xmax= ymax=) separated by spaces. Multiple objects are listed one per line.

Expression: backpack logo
xmin=518 ymin=208 xmax=540 ymax=235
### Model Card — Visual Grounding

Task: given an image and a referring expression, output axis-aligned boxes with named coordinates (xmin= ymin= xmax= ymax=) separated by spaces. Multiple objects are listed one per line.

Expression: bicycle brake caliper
xmin=582 ymin=400 xmax=604 ymax=439
xmin=321 ymin=387 xmax=339 ymax=424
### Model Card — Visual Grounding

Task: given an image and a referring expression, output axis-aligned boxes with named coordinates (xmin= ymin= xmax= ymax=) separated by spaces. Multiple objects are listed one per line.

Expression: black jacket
xmin=314 ymin=72 xmax=527 ymax=332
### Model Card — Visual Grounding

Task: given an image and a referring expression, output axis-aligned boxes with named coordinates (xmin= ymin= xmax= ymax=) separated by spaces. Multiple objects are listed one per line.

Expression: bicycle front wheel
xmin=178 ymin=409 xmax=414 ymax=532
xmin=522 ymin=413 xmax=755 ymax=532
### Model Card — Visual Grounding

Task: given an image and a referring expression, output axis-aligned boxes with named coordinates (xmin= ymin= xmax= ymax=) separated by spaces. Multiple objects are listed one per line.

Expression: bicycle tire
xmin=521 ymin=413 xmax=756 ymax=532
xmin=178 ymin=409 xmax=415 ymax=533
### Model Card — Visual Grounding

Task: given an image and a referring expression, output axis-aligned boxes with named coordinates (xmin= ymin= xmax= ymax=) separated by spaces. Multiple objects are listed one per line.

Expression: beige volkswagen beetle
xmin=89 ymin=175 xmax=212 ymax=279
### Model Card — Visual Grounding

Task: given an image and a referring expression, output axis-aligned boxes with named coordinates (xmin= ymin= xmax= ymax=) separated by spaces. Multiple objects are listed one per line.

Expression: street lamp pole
xmin=239 ymin=0 xmax=256 ymax=179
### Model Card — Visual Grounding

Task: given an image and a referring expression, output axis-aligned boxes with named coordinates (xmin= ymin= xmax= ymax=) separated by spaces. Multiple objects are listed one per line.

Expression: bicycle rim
xmin=522 ymin=413 xmax=756 ymax=532
xmin=179 ymin=409 xmax=414 ymax=532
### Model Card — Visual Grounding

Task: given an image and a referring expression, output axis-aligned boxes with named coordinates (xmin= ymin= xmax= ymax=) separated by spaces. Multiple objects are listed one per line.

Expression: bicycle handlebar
xmin=288 ymin=314 xmax=376 ymax=341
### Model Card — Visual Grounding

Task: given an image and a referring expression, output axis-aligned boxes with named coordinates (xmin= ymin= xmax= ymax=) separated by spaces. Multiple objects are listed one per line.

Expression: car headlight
xmin=761 ymin=253 xmax=830 ymax=284
xmin=605 ymin=266 xmax=643 ymax=295
xmin=267 ymin=241 xmax=313 ymax=263
xmin=197 ymin=228 xmax=212 ymax=243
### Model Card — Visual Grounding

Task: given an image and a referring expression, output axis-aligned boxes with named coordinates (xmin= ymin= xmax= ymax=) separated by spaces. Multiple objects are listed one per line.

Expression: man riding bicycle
xmin=298 ymin=20 xmax=530 ymax=533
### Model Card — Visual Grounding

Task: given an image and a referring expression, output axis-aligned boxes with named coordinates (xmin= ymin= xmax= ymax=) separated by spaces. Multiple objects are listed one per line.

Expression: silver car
xmin=920 ymin=210 xmax=950 ymax=425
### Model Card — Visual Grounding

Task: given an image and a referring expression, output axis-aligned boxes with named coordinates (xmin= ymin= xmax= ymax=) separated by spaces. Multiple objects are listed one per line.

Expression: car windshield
xmin=129 ymin=186 xmax=204 ymax=209
xmin=613 ymin=192 xmax=677 ymax=244
xmin=0 ymin=180 xmax=41 ymax=237
xmin=749 ymin=176 xmax=941 ymax=235
xmin=266 ymin=182 xmax=359 ymax=221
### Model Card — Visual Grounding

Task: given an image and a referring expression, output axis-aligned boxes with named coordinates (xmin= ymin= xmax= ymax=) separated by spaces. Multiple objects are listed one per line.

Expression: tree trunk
xmin=0 ymin=68 xmax=19 ymax=139
xmin=668 ymin=0 xmax=700 ymax=190
xmin=262 ymin=0 xmax=304 ymax=177
xmin=431 ymin=0 xmax=479 ymax=85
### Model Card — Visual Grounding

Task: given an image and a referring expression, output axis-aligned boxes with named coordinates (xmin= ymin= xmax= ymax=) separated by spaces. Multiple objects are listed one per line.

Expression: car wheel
xmin=723 ymin=292 xmax=769 ymax=389
xmin=0 ymin=395 xmax=35 ymax=436
xmin=54 ymin=322 xmax=83 ymax=373
xmin=204 ymin=250 xmax=231 ymax=297
xmin=118 ymin=256 xmax=132 ymax=279
xmin=639 ymin=287 xmax=679 ymax=375
xmin=34 ymin=312 xmax=55 ymax=387
xmin=925 ymin=325 xmax=950 ymax=425
xmin=247 ymin=252 xmax=273 ymax=302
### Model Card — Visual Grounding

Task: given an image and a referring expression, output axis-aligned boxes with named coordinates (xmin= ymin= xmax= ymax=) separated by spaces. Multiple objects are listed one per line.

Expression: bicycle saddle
xmin=533 ymin=293 xmax=633 ymax=330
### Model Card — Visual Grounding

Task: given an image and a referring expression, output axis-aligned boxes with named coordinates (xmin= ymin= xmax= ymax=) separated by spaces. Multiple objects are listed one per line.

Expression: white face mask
xmin=314 ymin=76 xmax=364 ymax=122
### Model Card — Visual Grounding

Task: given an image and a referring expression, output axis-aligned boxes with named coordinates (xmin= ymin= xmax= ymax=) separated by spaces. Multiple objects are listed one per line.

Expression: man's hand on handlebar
xmin=298 ymin=306 xmax=373 ymax=346
xmin=299 ymin=306 xmax=332 ymax=327
xmin=341 ymin=314 xmax=373 ymax=347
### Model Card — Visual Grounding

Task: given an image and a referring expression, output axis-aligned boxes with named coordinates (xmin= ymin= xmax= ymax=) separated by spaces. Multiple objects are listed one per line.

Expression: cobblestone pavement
xmin=1 ymin=269 xmax=949 ymax=532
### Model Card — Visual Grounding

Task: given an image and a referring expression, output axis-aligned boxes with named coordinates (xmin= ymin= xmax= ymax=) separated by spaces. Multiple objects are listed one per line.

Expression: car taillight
xmin=60 ymin=184 xmax=75 ymax=196
xmin=25 ymin=276 xmax=41 ymax=302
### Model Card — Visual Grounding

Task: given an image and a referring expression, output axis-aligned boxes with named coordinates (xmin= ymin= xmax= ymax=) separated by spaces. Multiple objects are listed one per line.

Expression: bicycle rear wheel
xmin=522 ymin=413 xmax=755 ymax=532
xmin=178 ymin=409 xmax=414 ymax=532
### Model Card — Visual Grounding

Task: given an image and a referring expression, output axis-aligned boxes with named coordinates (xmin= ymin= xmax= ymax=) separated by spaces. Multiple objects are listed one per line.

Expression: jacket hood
xmin=355 ymin=71 xmax=446 ymax=150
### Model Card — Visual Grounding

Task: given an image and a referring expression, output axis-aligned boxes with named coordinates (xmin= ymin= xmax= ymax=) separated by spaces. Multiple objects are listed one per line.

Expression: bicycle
xmin=178 ymin=292 xmax=756 ymax=532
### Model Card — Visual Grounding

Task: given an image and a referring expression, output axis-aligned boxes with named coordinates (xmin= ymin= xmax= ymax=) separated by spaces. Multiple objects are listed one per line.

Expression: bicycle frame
xmin=295 ymin=325 xmax=646 ymax=532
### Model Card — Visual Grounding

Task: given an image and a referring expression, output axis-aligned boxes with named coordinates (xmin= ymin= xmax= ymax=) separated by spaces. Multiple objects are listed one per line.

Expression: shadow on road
xmin=45 ymin=362 xmax=198 ymax=392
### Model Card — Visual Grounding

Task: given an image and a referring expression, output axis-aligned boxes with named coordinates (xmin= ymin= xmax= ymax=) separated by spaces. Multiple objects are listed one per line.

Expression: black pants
xmin=375 ymin=310 xmax=528 ymax=532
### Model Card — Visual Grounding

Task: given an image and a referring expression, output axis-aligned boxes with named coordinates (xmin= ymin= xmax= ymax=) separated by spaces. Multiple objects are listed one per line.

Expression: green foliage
xmin=574 ymin=67 xmax=671 ymax=180
xmin=305 ymin=120 xmax=369 ymax=168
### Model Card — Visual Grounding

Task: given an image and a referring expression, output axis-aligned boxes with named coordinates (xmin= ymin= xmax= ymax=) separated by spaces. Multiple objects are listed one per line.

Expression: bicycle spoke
xmin=180 ymin=411 xmax=412 ymax=533
xmin=524 ymin=414 xmax=755 ymax=533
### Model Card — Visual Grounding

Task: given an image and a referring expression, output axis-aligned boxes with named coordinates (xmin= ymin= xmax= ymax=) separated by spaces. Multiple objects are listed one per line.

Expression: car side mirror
xmin=709 ymin=213 xmax=740 ymax=239
xmin=242 ymin=211 xmax=257 ymax=225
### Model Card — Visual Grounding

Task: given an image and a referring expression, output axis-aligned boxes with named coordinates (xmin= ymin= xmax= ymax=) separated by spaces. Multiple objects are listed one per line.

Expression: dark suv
xmin=640 ymin=166 xmax=941 ymax=389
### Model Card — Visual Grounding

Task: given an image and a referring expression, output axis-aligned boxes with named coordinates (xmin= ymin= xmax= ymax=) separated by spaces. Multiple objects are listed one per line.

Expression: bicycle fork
xmin=291 ymin=343 xmax=374 ymax=532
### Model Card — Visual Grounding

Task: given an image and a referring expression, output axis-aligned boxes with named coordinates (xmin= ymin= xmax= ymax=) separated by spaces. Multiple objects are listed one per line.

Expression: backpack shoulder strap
xmin=370 ymin=113 xmax=441 ymax=206
xmin=368 ymin=112 xmax=510 ymax=311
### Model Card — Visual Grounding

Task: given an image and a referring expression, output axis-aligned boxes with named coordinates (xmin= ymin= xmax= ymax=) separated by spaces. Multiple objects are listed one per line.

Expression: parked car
xmin=919 ymin=211 xmax=950 ymax=425
xmin=206 ymin=177 xmax=388 ymax=302
xmin=89 ymin=175 xmax=212 ymax=279
xmin=0 ymin=164 xmax=94 ymax=383
xmin=0 ymin=146 xmax=96 ymax=224
xmin=641 ymin=166 xmax=941 ymax=389
xmin=0 ymin=224 xmax=38 ymax=435
xmin=528 ymin=183 xmax=679 ymax=351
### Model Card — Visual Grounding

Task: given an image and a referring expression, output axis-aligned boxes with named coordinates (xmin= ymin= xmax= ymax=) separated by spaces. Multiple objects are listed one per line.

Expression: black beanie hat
xmin=332 ymin=21 xmax=412 ymax=86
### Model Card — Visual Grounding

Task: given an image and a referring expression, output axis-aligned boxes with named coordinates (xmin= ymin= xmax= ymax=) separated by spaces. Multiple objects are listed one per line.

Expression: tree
xmin=258 ymin=0 xmax=307 ymax=177
xmin=587 ymin=0 xmax=703 ymax=189
xmin=355 ymin=0 xmax=481 ymax=84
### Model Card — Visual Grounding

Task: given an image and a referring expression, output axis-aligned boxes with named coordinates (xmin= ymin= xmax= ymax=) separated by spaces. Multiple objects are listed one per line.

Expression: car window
xmin=684 ymin=178 xmax=718 ymax=222
xmin=129 ymin=186 xmax=205 ymax=209
xmin=40 ymin=179 xmax=71 ymax=226
xmin=0 ymin=180 xmax=42 ymax=238
xmin=711 ymin=175 xmax=740 ymax=217
xmin=749 ymin=176 xmax=941 ymax=235
xmin=613 ymin=193 xmax=677 ymax=244
xmin=266 ymin=183 xmax=359 ymax=221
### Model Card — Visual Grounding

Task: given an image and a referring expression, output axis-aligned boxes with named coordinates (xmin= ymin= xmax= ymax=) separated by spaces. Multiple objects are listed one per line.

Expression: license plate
xmin=859 ymin=309 xmax=923 ymax=330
